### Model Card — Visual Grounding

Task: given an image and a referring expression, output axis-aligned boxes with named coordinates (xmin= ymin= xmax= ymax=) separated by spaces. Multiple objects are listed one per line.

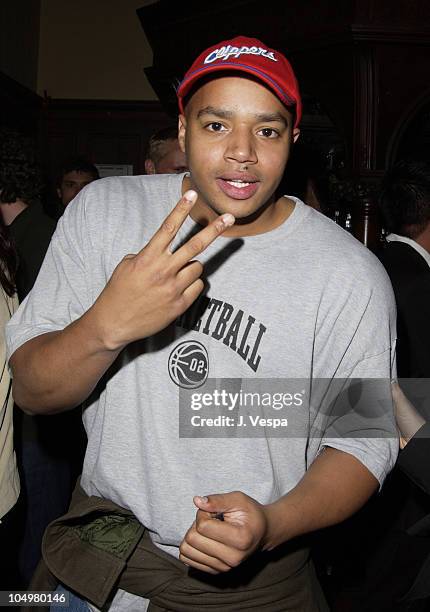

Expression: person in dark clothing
xmin=0 ymin=129 xmax=56 ymax=301
xmin=0 ymin=129 xmax=86 ymax=587
xmin=363 ymin=160 xmax=430 ymax=611
xmin=391 ymin=383 xmax=430 ymax=607
xmin=378 ymin=160 xmax=430 ymax=379
xmin=6 ymin=197 xmax=56 ymax=303
xmin=9 ymin=204 xmax=55 ymax=301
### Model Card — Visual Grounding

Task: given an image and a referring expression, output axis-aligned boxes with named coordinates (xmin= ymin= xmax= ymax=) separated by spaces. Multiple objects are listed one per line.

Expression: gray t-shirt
xmin=6 ymin=173 xmax=398 ymax=610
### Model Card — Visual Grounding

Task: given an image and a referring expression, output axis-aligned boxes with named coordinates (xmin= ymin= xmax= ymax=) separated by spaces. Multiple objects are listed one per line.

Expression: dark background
xmin=1 ymin=0 xmax=429 ymax=245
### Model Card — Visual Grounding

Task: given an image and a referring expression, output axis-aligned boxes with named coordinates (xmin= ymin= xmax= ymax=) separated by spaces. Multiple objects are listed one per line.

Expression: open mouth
xmin=216 ymin=176 xmax=260 ymax=200
xmin=225 ymin=180 xmax=253 ymax=189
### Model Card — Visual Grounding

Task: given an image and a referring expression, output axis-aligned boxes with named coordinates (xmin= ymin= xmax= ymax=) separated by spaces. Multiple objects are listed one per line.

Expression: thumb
xmin=193 ymin=493 xmax=230 ymax=513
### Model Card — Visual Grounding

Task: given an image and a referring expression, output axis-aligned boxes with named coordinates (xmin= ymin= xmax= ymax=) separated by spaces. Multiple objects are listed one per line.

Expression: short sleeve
xmin=311 ymin=265 xmax=399 ymax=487
xmin=318 ymin=350 xmax=399 ymax=487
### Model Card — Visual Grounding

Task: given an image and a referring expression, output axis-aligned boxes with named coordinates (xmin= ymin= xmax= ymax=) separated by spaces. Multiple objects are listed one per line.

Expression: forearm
xmin=263 ymin=447 xmax=378 ymax=550
xmin=10 ymin=305 xmax=121 ymax=414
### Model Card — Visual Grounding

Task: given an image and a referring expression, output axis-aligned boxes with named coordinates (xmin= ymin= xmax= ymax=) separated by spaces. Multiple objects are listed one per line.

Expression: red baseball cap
xmin=177 ymin=36 xmax=302 ymax=128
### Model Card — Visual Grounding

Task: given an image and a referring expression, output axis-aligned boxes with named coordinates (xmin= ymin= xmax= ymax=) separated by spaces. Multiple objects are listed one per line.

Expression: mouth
xmin=216 ymin=174 xmax=260 ymax=200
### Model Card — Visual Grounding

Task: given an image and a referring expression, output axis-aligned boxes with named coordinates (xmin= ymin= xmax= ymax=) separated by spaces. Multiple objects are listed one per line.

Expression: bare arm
xmin=262 ymin=446 xmax=378 ymax=548
xmin=10 ymin=310 xmax=121 ymax=414
xmin=179 ymin=447 xmax=378 ymax=573
xmin=10 ymin=190 xmax=235 ymax=414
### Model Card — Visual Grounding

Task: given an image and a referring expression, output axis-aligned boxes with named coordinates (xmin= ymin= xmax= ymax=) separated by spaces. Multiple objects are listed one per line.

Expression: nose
xmin=224 ymin=126 xmax=257 ymax=165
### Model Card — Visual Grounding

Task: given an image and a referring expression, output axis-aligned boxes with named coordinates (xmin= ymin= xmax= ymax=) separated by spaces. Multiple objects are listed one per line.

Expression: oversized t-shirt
xmin=6 ymin=173 xmax=398 ymax=608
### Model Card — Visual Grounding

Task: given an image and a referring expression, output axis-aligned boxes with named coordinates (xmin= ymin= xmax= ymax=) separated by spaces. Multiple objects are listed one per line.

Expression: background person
xmin=390 ymin=383 xmax=430 ymax=608
xmin=57 ymin=157 xmax=100 ymax=209
xmin=0 ymin=130 xmax=85 ymax=587
xmin=144 ymin=124 xmax=188 ymax=175
xmin=0 ymin=129 xmax=56 ymax=302
xmin=362 ymin=160 xmax=430 ymax=611
xmin=0 ymin=214 xmax=19 ymax=588
xmin=378 ymin=160 xmax=430 ymax=379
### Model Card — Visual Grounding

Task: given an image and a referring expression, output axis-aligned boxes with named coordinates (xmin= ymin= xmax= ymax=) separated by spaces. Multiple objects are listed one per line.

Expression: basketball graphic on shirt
xmin=168 ymin=341 xmax=209 ymax=389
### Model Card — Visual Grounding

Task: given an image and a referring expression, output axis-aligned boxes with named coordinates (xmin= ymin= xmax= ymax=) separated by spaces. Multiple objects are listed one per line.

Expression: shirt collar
xmin=386 ymin=233 xmax=430 ymax=268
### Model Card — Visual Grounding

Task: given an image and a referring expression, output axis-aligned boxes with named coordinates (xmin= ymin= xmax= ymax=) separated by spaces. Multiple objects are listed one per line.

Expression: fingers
xmin=176 ymin=261 xmax=204 ymax=292
xmin=179 ymin=553 xmax=220 ymax=575
xmin=180 ymin=522 xmax=239 ymax=573
xmin=171 ymin=212 xmax=235 ymax=271
xmin=181 ymin=279 xmax=205 ymax=311
xmin=194 ymin=492 xmax=237 ymax=512
xmin=179 ymin=491 xmax=265 ymax=575
xmin=144 ymin=190 xmax=198 ymax=254
xmin=184 ymin=530 xmax=242 ymax=568
xmin=195 ymin=509 xmax=250 ymax=550
xmin=180 ymin=540 xmax=232 ymax=573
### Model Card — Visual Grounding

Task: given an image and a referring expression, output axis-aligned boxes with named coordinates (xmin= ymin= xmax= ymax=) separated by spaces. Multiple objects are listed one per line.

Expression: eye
xmin=258 ymin=128 xmax=279 ymax=138
xmin=206 ymin=122 xmax=226 ymax=132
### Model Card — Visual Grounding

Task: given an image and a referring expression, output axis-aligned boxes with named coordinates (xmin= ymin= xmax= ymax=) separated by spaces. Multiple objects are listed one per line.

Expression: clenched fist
xmin=179 ymin=491 xmax=269 ymax=574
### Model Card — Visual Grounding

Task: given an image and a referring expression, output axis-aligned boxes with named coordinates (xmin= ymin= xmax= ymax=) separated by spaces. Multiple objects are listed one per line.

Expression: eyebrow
xmin=196 ymin=106 xmax=290 ymax=127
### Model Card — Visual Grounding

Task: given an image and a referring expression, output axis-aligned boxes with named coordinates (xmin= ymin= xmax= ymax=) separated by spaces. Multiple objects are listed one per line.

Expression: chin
xmin=219 ymin=195 xmax=271 ymax=220
xmin=210 ymin=200 xmax=258 ymax=220
xmin=208 ymin=188 xmax=258 ymax=210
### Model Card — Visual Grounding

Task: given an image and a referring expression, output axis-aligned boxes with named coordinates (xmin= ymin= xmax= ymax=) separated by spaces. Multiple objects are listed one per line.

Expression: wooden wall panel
xmin=38 ymin=99 xmax=174 ymax=181
xmin=375 ymin=44 xmax=430 ymax=168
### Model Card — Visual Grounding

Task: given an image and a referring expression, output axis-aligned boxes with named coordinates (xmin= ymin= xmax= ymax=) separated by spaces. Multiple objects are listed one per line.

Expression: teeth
xmin=227 ymin=180 xmax=251 ymax=188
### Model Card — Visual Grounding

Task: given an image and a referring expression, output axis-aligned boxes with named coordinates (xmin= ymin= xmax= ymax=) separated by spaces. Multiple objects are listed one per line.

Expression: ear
xmin=144 ymin=159 xmax=156 ymax=175
xmin=56 ymin=187 xmax=62 ymax=199
xmin=292 ymin=128 xmax=300 ymax=144
xmin=178 ymin=114 xmax=187 ymax=153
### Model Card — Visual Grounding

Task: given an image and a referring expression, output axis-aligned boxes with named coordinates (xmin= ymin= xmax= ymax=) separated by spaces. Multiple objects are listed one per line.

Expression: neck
xmin=0 ymin=199 xmax=29 ymax=225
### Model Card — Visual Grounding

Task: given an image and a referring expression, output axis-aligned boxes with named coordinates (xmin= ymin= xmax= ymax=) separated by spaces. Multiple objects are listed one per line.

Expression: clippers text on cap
xmin=204 ymin=45 xmax=278 ymax=64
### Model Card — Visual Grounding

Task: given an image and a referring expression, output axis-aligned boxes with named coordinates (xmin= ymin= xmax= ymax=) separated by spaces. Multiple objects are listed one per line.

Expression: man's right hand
xmin=90 ymin=190 xmax=234 ymax=351
xmin=9 ymin=189 xmax=234 ymax=414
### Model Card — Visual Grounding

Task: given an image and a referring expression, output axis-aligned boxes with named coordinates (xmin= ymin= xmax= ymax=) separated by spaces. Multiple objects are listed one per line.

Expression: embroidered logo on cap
xmin=204 ymin=45 xmax=278 ymax=64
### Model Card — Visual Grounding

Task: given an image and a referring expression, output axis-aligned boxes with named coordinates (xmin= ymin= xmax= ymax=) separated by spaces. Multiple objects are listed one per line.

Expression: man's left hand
xmin=179 ymin=491 xmax=268 ymax=574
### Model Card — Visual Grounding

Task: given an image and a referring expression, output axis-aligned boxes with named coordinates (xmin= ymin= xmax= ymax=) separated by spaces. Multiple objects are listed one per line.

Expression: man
xmin=144 ymin=125 xmax=188 ymax=174
xmin=362 ymin=160 xmax=430 ymax=611
xmin=379 ymin=160 xmax=430 ymax=379
xmin=7 ymin=37 xmax=397 ymax=610
xmin=57 ymin=157 xmax=99 ymax=209
xmin=0 ymin=130 xmax=56 ymax=302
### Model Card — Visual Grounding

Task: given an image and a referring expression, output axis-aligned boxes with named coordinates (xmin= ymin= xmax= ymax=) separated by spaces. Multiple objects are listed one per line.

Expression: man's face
xmin=57 ymin=170 xmax=96 ymax=207
xmin=178 ymin=76 xmax=299 ymax=230
xmin=145 ymin=139 xmax=188 ymax=175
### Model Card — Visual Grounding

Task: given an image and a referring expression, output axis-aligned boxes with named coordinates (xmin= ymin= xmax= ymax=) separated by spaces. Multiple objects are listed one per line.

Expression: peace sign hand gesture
xmin=91 ymin=190 xmax=234 ymax=351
